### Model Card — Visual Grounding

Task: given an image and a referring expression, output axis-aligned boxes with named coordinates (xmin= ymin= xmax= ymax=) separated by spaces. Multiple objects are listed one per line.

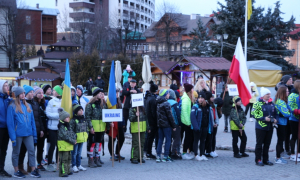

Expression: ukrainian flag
xmin=107 ymin=61 xmax=117 ymax=109
xmin=61 ymin=59 xmax=73 ymax=118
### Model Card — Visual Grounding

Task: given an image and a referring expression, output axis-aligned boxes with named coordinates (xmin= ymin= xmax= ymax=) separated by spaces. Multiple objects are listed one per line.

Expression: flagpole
xmin=245 ymin=0 xmax=248 ymax=61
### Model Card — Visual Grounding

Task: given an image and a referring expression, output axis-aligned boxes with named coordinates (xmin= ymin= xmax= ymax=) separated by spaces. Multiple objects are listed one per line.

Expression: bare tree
xmin=57 ymin=4 xmax=70 ymax=32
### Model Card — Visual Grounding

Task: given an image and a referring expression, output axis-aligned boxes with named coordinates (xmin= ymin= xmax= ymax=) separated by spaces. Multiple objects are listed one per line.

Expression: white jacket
xmin=46 ymin=97 xmax=62 ymax=130
xmin=77 ymin=95 xmax=89 ymax=114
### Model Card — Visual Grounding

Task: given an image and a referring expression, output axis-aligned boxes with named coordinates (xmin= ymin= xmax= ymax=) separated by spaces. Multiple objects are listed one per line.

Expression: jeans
xmin=0 ymin=128 xmax=9 ymax=170
xmin=276 ymin=125 xmax=286 ymax=158
xmin=255 ymin=128 xmax=273 ymax=163
xmin=232 ymin=130 xmax=247 ymax=155
xmin=224 ymin=114 xmax=230 ymax=129
xmin=12 ymin=136 xmax=36 ymax=167
xmin=156 ymin=127 xmax=172 ymax=158
xmin=72 ymin=143 xmax=83 ymax=167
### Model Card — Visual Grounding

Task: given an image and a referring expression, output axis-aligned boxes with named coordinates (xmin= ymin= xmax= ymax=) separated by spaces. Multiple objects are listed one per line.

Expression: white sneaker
xmin=210 ymin=152 xmax=217 ymax=158
xmin=190 ymin=152 xmax=195 ymax=156
xmin=77 ymin=165 xmax=86 ymax=171
xmin=290 ymin=155 xmax=300 ymax=162
xmin=46 ymin=164 xmax=56 ymax=172
xmin=182 ymin=153 xmax=193 ymax=160
xmin=72 ymin=166 xmax=79 ymax=173
xmin=201 ymin=155 xmax=208 ymax=161
xmin=212 ymin=151 xmax=218 ymax=157
xmin=250 ymin=118 xmax=254 ymax=122
xmin=195 ymin=155 xmax=202 ymax=161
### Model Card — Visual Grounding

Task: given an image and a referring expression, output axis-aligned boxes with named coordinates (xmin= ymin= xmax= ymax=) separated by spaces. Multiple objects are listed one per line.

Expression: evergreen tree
xmin=189 ymin=18 xmax=212 ymax=56
xmin=211 ymin=0 xmax=297 ymax=71
xmin=25 ymin=44 xmax=31 ymax=57
xmin=31 ymin=45 xmax=37 ymax=56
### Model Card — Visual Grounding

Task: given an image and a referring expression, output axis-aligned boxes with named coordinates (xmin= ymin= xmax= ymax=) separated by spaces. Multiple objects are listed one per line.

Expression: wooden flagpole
xmin=112 ymin=123 xmax=114 ymax=167
xmin=137 ymin=107 xmax=142 ymax=165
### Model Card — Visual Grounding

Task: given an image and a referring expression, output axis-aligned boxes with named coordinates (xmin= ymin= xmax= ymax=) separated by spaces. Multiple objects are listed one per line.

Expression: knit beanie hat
xmin=72 ymin=104 xmax=83 ymax=115
xmin=260 ymin=87 xmax=271 ymax=97
xmin=58 ymin=108 xmax=70 ymax=121
xmin=149 ymin=81 xmax=158 ymax=93
xmin=159 ymin=89 xmax=169 ymax=97
xmin=71 ymin=86 xmax=76 ymax=93
xmin=184 ymin=83 xmax=194 ymax=93
xmin=77 ymin=85 xmax=84 ymax=93
xmin=12 ymin=86 xmax=25 ymax=97
xmin=42 ymin=84 xmax=51 ymax=94
xmin=23 ymin=85 xmax=34 ymax=96
xmin=168 ymin=89 xmax=176 ymax=99
xmin=281 ymin=75 xmax=291 ymax=84
xmin=233 ymin=96 xmax=241 ymax=104
xmin=198 ymin=91 xmax=206 ymax=99
xmin=214 ymin=97 xmax=223 ymax=107
xmin=0 ymin=80 xmax=7 ymax=94
xmin=205 ymin=91 xmax=213 ymax=101
xmin=92 ymin=87 xmax=103 ymax=97
xmin=33 ymin=87 xmax=43 ymax=97
xmin=53 ymin=85 xmax=63 ymax=96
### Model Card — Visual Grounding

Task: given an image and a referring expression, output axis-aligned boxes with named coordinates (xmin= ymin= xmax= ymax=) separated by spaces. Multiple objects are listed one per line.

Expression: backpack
xmin=178 ymin=98 xmax=182 ymax=114
xmin=171 ymin=104 xmax=179 ymax=125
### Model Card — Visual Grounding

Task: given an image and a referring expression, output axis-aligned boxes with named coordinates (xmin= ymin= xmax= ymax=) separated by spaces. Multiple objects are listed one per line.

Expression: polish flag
xmin=229 ymin=38 xmax=251 ymax=106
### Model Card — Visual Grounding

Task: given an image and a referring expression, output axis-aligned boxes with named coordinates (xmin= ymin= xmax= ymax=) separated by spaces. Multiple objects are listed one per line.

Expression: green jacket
xmin=57 ymin=120 xmax=76 ymax=151
xmin=70 ymin=115 xmax=92 ymax=143
xmin=85 ymin=100 xmax=110 ymax=132
xmin=181 ymin=92 xmax=192 ymax=126
xmin=230 ymin=106 xmax=246 ymax=130
xmin=129 ymin=107 xmax=148 ymax=133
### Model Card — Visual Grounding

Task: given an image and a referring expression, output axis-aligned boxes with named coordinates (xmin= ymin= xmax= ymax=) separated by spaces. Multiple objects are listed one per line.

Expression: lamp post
xmin=216 ymin=33 xmax=228 ymax=57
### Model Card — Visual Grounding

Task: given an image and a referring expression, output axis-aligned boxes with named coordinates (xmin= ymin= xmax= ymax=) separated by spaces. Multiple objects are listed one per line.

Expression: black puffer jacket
xmin=122 ymin=85 xmax=141 ymax=109
xmin=156 ymin=96 xmax=176 ymax=128
xmin=145 ymin=91 xmax=157 ymax=129
xmin=26 ymin=99 xmax=45 ymax=134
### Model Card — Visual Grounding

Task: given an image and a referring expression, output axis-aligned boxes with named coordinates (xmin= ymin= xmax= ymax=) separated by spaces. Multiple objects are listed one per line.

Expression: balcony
xmin=70 ymin=12 xmax=94 ymax=19
xmin=70 ymin=1 xmax=95 ymax=9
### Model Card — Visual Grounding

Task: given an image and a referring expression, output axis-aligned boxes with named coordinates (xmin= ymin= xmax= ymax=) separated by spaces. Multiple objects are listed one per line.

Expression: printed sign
xmin=131 ymin=93 xmax=144 ymax=107
xmin=102 ymin=109 xmax=123 ymax=122
xmin=227 ymin=84 xmax=239 ymax=96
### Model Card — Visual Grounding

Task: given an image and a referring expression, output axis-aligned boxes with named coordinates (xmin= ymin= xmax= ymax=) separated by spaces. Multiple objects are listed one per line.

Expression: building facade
xmin=286 ymin=25 xmax=300 ymax=67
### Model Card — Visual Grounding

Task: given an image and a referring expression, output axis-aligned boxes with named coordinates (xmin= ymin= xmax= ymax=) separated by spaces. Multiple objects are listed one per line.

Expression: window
xmin=21 ymin=63 xmax=30 ymax=70
xmin=26 ymin=32 xmax=31 ymax=40
xmin=26 ymin=16 xmax=31 ymax=25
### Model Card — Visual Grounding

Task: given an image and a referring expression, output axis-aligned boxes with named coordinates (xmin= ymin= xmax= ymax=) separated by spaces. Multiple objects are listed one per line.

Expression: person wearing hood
xmin=144 ymin=81 xmax=159 ymax=160
xmin=230 ymin=96 xmax=249 ymax=158
xmin=190 ymin=91 xmax=214 ymax=161
xmin=45 ymin=85 xmax=63 ymax=172
xmin=122 ymin=65 xmax=136 ymax=85
xmin=181 ymin=83 xmax=195 ymax=160
xmin=168 ymin=89 xmax=182 ymax=160
xmin=252 ymin=87 xmax=278 ymax=166
xmin=220 ymin=84 xmax=233 ymax=132
xmin=156 ymin=89 xmax=176 ymax=162
xmin=275 ymin=75 xmax=293 ymax=92
xmin=0 ymin=80 xmax=12 ymax=177
xmin=76 ymin=85 xmax=89 ymax=113
xmin=71 ymin=86 xmax=79 ymax=105
xmin=288 ymin=80 xmax=300 ymax=162
xmin=246 ymin=82 xmax=259 ymax=122
xmin=7 ymin=86 xmax=41 ymax=178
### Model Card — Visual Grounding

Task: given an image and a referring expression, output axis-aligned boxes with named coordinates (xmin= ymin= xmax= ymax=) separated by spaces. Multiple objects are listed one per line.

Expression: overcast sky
xmin=23 ymin=0 xmax=300 ymax=23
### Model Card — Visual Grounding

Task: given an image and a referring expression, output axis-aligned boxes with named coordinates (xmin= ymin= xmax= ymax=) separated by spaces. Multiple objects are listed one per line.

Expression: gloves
xmin=12 ymin=141 xmax=16 ymax=147
xmin=294 ymin=109 xmax=300 ymax=115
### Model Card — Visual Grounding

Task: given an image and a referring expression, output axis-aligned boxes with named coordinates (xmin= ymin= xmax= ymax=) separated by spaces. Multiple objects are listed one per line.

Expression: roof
xmin=183 ymin=56 xmax=231 ymax=71
xmin=43 ymin=62 xmax=66 ymax=73
xmin=16 ymin=71 xmax=60 ymax=81
xmin=247 ymin=60 xmax=282 ymax=71
xmin=25 ymin=7 xmax=59 ymax=16
xmin=50 ymin=39 xmax=80 ymax=47
xmin=44 ymin=51 xmax=75 ymax=59
xmin=143 ymin=13 xmax=220 ymax=37
xmin=151 ymin=60 xmax=178 ymax=72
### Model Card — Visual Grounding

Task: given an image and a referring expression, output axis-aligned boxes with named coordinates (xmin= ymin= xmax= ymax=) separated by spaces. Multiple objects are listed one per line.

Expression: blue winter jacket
xmin=190 ymin=102 xmax=214 ymax=133
xmin=275 ymin=99 xmax=290 ymax=125
xmin=168 ymin=98 xmax=182 ymax=126
xmin=7 ymin=101 xmax=37 ymax=142
xmin=72 ymin=95 xmax=79 ymax=105
xmin=288 ymin=90 xmax=300 ymax=122
xmin=0 ymin=92 xmax=11 ymax=128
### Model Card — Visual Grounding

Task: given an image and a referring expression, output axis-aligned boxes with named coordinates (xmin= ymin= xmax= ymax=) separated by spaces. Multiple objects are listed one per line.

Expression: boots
xmin=88 ymin=157 xmax=97 ymax=168
xmin=94 ymin=157 xmax=102 ymax=167
xmin=18 ymin=164 xmax=28 ymax=175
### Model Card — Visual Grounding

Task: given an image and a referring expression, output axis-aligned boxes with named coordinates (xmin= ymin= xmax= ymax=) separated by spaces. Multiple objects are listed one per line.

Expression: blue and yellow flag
xmin=107 ymin=61 xmax=117 ymax=109
xmin=61 ymin=59 xmax=73 ymax=118
xmin=247 ymin=0 xmax=252 ymax=20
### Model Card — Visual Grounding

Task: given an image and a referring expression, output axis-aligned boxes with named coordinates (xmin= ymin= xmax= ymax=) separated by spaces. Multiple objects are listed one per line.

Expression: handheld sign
xmin=131 ymin=93 xmax=144 ymax=107
xmin=102 ymin=109 xmax=123 ymax=122
xmin=227 ymin=84 xmax=239 ymax=96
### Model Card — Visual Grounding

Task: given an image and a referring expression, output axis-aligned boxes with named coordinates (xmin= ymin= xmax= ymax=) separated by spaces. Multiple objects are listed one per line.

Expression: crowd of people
xmin=1 ymin=71 xmax=300 ymax=178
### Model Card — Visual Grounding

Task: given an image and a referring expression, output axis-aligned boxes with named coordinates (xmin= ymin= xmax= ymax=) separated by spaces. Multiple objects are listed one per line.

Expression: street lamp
xmin=216 ymin=33 xmax=228 ymax=57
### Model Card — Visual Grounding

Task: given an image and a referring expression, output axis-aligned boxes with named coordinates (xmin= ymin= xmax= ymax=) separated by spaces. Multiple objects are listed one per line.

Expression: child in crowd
xmin=230 ymin=96 xmax=249 ymax=158
xmin=57 ymin=108 xmax=77 ymax=177
xmin=129 ymin=106 xmax=148 ymax=164
xmin=70 ymin=104 xmax=93 ymax=172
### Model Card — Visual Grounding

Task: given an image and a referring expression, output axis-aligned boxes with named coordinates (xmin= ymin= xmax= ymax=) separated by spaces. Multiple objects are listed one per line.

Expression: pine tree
xmin=189 ymin=18 xmax=212 ymax=56
xmin=31 ymin=45 xmax=37 ymax=56
xmin=211 ymin=0 xmax=297 ymax=71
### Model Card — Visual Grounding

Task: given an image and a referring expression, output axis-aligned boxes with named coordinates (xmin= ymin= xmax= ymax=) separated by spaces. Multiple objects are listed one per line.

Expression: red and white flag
xmin=229 ymin=37 xmax=251 ymax=106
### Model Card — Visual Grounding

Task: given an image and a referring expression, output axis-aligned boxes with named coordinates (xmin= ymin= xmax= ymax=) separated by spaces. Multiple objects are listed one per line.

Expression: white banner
xmin=102 ymin=109 xmax=123 ymax=122
xmin=131 ymin=93 xmax=144 ymax=107
xmin=227 ymin=84 xmax=239 ymax=96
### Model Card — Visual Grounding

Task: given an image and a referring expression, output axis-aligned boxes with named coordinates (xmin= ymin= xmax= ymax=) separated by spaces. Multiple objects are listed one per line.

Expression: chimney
xmin=36 ymin=3 xmax=39 ymax=9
